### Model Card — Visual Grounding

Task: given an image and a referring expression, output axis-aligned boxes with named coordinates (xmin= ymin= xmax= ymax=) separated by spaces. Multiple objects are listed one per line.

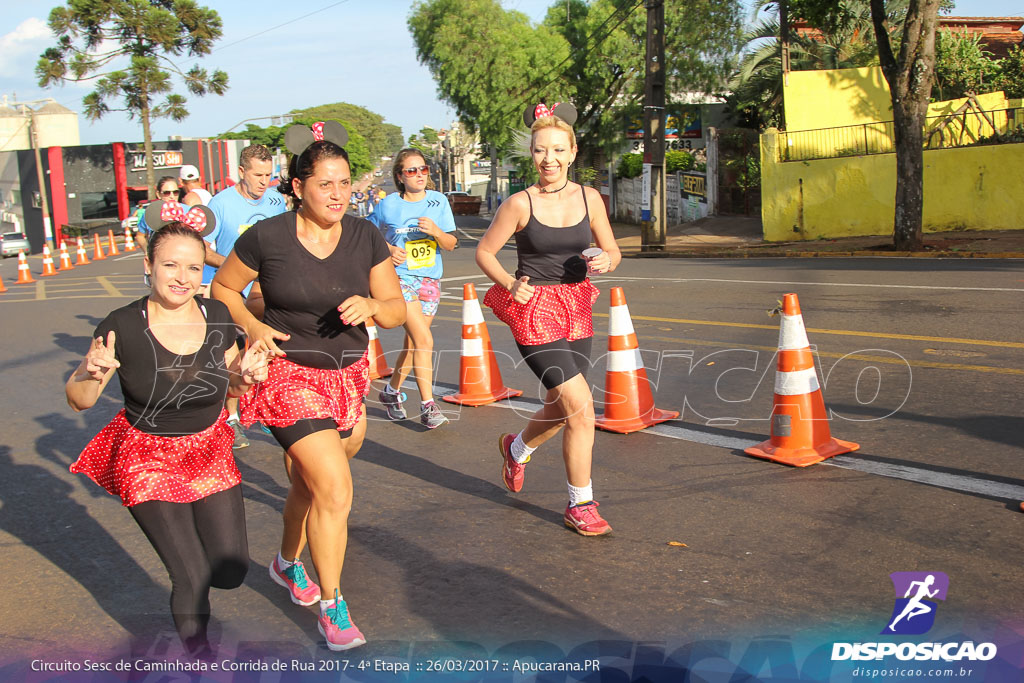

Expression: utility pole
xmin=641 ymin=0 xmax=666 ymax=252
xmin=27 ymin=108 xmax=55 ymax=250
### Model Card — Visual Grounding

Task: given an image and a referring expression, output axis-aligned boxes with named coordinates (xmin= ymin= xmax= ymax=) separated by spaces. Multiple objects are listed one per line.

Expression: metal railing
xmin=780 ymin=107 xmax=1024 ymax=162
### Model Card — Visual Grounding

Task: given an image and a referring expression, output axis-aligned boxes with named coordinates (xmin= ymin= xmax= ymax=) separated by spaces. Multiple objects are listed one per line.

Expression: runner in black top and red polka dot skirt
xmin=476 ymin=103 xmax=621 ymax=536
xmin=66 ymin=213 xmax=271 ymax=659
xmin=212 ymin=122 xmax=405 ymax=652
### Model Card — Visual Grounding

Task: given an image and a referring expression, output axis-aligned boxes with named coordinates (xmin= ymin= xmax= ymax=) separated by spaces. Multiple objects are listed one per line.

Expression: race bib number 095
xmin=406 ymin=238 xmax=437 ymax=269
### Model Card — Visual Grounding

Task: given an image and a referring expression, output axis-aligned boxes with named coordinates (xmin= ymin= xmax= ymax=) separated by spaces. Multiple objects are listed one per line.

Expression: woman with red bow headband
xmin=476 ymin=102 xmax=621 ymax=537
xmin=66 ymin=219 xmax=271 ymax=659
xmin=212 ymin=122 xmax=406 ymax=652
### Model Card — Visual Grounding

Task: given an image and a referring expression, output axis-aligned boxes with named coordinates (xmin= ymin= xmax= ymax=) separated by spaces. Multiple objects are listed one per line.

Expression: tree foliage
xmin=408 ymin=127 xmax=439 ymax=157
xmin=999 ymin=46 xmax=1024 ymax=99
xmin=295 ymin=102 xmax=404 ymax=160
xmin=933 ymin=30 xmax=1002 ymax=101
xmin=37 ymin=0 xmax=228 ymax=198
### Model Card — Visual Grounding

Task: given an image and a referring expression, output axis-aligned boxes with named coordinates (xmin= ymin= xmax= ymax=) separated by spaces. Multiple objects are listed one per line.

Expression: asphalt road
xmin=0 ymin=225 xmax=1022 ymax=681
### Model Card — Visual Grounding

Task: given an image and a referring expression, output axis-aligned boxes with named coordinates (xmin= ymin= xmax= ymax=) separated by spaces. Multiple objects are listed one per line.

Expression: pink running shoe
xmin=270 ymin=555 xmax=321 ymax=606
xmin=563 ymin=501 xmax=612 ymax=536
xmin=318 ymin=590 xmax=366 ymax=651
xmin=498 ymin=433 xmax=527 ymax=492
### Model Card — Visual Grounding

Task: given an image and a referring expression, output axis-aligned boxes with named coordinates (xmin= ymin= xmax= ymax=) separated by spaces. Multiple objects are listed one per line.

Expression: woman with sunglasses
xmin=368 ymin=149 xmax=457 ymax=429
xmin=133 ymin=176 xmax=180 ymax=252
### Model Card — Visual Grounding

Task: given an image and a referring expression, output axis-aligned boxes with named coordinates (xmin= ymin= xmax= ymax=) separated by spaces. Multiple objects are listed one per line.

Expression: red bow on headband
xmin=311 ymin=121 xmax=325 ymax=141
xmin=159 ymin=202 xmax=208 ymax=232
xmin=534 ymin=102 xmax=562 ymax=120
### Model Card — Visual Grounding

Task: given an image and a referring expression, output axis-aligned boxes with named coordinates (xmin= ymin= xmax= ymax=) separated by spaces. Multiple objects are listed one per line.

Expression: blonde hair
xmin=530 ymin=115 xmax=576 ymax=149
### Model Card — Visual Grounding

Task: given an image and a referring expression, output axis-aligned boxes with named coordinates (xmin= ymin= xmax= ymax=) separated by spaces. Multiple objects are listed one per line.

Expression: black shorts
xmin=268 ymin=419 xmax=353 ymax=451
xmin=516 ymin=337 xmax=593 ymax=391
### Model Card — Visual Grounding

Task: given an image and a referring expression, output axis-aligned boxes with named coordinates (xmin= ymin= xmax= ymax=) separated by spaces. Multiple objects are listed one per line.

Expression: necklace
xmin=537 ymin=179 xmax=570 ymax=194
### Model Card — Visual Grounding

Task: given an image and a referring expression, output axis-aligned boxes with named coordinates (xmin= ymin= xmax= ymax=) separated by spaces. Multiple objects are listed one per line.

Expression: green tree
xmin=37 ymin=0 xmax=228 ymax=198
xmin=788 ymin=0 xmax=946 ymax=250
xmin=220 ymin=117 xmax=373 ymax=179
xmin=998 ymin=45 xmax=1024 ymax=99
xmin=933 ymin=30 xmax=1002 ymax=101
xmin=295 ymin=102 xmax=403 ymax=161
xmin=408 ymin=127 xmax=439 ymax=157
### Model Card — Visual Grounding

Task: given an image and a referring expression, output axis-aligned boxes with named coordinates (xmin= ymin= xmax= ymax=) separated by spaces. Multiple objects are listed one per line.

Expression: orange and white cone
xmin=92 ymin=234 xmax=107 ymax=260
xmin=106 ymin=229 xmax=120 ymax=256
xmin=366 ymin=319 xmax=393 ymax=380
xmin=15 ymin=251 xmax=35 ymax=284
xmin=595 ymin=287 xmax=679 ymax=433
xmin=0 ymin=273 xmax=6 ymax=293
xmin=442 ymin=283 xmax=522 ymax=406
xmin=123 ymin=227 xmax=137 ymax=251
xmin=75 ymin=237 xmax=90 ymax=265
xmin=744 ymin=293 xmax=859 ymax=467
xmin=58 ymin=242 xmax=75 ymax=271
xmin=40 ymin=244 xmax=58 ymax=276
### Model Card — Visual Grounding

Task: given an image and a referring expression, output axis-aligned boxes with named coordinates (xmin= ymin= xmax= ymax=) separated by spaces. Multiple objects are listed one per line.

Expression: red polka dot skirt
xmin=70 ymin=409 xmax=240 ymax=507
xmin=484 ymin=279 xmax=600 ymax=346
xmin=239 ymin=352 xmax=370 ymax=432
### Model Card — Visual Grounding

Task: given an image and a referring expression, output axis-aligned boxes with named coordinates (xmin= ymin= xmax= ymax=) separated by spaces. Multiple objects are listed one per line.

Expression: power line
xmin=213 ymin=0 xmax=351 ymax=53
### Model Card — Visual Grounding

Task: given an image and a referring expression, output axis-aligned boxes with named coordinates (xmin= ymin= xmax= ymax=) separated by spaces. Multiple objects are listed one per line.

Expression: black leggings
xmin=516 ymin=337 xmax=593 ymax=391
xmin=268 ymin=418 xmax=352 ymax=451
xmin=129 ymin=485 xmax=249 ymax=654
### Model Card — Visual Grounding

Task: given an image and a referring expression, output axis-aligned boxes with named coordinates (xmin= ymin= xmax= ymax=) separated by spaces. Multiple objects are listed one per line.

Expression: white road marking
xmin=591 ymin=275 xmax=1024 ymax=293
xmin=398 ymin=379 xmax=1024 ymax=502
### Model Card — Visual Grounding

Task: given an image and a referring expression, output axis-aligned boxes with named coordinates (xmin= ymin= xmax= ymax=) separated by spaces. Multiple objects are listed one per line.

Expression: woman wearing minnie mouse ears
xmin=476 ymin=102 xmax=621 ymax=536
xmin=212 ymin=121 xmax=406 ymax=651
xmin=66 ymin=213 xmax=271 ymax=659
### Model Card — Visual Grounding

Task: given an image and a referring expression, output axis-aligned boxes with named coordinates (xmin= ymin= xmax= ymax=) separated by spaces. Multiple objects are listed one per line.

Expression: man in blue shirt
xmin=204 ymin=143 xmax=287 ymax=448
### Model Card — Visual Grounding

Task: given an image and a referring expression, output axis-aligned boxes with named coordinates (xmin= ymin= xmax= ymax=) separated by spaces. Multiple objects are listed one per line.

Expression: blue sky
xmin=1 ymin=0 xmax=1021 ymax=147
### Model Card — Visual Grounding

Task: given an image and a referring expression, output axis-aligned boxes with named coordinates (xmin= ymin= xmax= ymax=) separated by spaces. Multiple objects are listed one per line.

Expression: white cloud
xmin=0 ymin=17 xmax=52 ymax=78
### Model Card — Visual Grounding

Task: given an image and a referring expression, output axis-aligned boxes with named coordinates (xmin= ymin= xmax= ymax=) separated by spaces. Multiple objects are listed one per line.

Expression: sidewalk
xmin=612 ymin=215 xmax=1024 ymax=258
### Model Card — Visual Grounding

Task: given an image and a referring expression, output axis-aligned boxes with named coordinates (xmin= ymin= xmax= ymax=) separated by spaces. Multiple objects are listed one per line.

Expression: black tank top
xmin=514 ymin=188 xmax=591 ymax=284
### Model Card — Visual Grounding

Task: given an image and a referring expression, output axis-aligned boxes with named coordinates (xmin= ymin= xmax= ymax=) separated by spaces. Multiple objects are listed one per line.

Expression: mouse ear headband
xmin=283 ymin=120 xmax=349 ymax=156
xmin=143 ymin=201 xmax=216 ymax=238
xmin=523 ymin=102 xmax=578 ymax=128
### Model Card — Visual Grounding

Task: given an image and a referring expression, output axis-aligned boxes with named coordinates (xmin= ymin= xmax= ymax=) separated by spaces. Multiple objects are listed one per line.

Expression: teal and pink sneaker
xmin=270 ymin=555 xmax=321 ymax=606
xmin=318 ymin=590 xmax=366 ymax=651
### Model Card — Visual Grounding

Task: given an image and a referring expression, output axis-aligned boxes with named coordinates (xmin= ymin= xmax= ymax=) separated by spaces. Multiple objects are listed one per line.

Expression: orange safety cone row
xmin=595 ymin=287 xmax=679 ymax=433
xmin=442 ymin=283 xmax=522 ymax=406
xmin=106 ymin=228 xmax=120 ymax=256
xmin=92 ymin=234 xmax=107 ymax=260
xmin=15 ymin=251 xmax=35 ymax=284
xmin=75 ymin=237 xmax=90 ymax=265
xmin=366 ymin=319 xmax=393 ymax=380
xmin=40 ymin=244 xmax=58 ymax=276
xmin=744 ymin=293 xmax=859 ymax=467
xmin=0 ymin=272 xmax=6 ymax=292
xmin=123 ymin=226 xmax=137 ymax=252
xmin=58 ymin=242 xmax=75 ymax=271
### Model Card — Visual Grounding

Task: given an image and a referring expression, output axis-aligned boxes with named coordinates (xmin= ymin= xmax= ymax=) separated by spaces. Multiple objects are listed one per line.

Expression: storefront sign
xmin=681 ymin=172 xmax=707 ymax=199
xmin=130 ymin=150 xmax=184 ymax=170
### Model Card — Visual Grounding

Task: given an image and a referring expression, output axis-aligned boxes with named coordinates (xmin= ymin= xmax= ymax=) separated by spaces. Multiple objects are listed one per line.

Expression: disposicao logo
xmin=831 ymin=572 xmax=998 ymax=663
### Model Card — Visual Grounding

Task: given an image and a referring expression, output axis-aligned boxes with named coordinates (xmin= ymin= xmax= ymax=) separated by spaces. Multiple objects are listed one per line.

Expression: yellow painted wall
xmin=783 ymin=67 xmax=892 ymax=131
xmin=761 ymin=129 xmax=1024 ymax=241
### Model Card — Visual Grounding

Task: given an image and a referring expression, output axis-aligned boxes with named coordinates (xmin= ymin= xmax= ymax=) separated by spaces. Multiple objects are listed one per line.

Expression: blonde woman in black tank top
xmin=476 ymin=104 xmax=621 ymax=536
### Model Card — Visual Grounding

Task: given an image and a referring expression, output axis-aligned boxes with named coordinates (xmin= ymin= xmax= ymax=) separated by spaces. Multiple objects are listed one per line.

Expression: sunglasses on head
xmin=401 ymin=165 xmax=430 ymax=177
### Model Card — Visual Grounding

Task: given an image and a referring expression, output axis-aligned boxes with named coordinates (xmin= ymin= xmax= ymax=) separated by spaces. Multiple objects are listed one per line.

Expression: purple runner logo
xmin=882 ymin=572 xmax=949 ymax=635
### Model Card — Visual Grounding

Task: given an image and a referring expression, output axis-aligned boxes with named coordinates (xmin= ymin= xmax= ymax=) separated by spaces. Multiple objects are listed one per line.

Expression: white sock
xmin=510 ymin=432 xmax=535 ymax=464
xmin=421 ymin=400 xmax=434 ymax=409
xmin=276 ymin=552 xmax=295 ymax=569
xmin=568 ymin=480 xmax=594 ymax=507
xmin=229 ymin=411 xmax=241 ymax=422
xmin=320 ymin=595 xmax=343 ymax=613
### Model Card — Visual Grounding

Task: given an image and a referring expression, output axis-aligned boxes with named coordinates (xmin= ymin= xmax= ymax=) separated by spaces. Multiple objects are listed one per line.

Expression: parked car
xmin=1 ymin=231 xmax=30 ymax=257
xmin=445 ymin=191 xmax=482 ymax=216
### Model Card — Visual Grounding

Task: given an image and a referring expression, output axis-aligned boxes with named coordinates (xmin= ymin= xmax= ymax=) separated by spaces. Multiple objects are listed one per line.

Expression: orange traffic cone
xmin=106 ymin=229 xmax=119 ymax=256
xmin=123 ymin=226 xmax=137 ymax=252
xmin=595 ymin=287 xmax=679 ymax=433
xmin=15 ymin=251 xmax=35 ymax=284
xmin=58 ymin=242 xmax=75 ymax=271
xmin=744 ymin=293 xmax=859 ymax=467
xmin=75 ymin=237 xmax=90 ymax=265
xmin=366 ymin=319 xmax=393 ymax=380
xmin=40 ymin=244 xmax=58 ymax=276
xmin=442 ymin=283 xmax=522 ymax=406
xmin=0 ymin=272 xmax=6 ymax=293
xmin=92 ymin=234 xmax=107 ymax=260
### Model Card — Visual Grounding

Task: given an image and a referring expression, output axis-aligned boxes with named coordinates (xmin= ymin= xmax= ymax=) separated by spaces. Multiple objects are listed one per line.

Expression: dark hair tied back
xmin=278 ymin=140 xmax=350 ymax=209
xmin=146 ymin=222 xmax=206 ymax=264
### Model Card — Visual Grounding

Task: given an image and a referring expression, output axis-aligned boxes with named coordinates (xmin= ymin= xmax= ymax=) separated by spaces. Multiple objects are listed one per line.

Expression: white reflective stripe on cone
xmin=774 ymin=367 xmax=820 ymax=395
xmin=462 ymin=337 xmax=484 ymax=357
xmin=367 ymin=324 xmax=379 ymax=340
xmin=608 ymin=305 xmax=635 ymax=336
xmin=463 ymin=299 xmax=485 ymax=325
xmin=778 ymin=314 xmax=810 ymax=351
xmin=606 ymin=348 xmax=643 ymax=373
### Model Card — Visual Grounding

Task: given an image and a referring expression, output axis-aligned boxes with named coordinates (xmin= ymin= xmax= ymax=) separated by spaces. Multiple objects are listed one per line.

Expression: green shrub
xmin=665 ymin=150 xmax=694 ymax=174
xmin=616 ymin=153 xmax=643 ymax=178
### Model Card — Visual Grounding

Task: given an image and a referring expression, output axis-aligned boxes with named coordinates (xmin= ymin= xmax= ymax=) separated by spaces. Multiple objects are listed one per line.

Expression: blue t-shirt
xmin=204 ymin=186 xmax=287 ymax=284
xmin=367 ymin=190 xmax=456 ymax=280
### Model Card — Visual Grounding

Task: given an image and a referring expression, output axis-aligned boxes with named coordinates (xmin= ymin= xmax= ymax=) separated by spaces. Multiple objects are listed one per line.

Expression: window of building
xmin=80 ymin=190 xmax=119 ymax=220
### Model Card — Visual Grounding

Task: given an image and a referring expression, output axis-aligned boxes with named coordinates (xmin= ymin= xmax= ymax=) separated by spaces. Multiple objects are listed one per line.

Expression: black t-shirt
xmin=95 ymin=297 xmax=236 ymax=437
xmin=233 ymin=212 xmax=392 ymax=369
